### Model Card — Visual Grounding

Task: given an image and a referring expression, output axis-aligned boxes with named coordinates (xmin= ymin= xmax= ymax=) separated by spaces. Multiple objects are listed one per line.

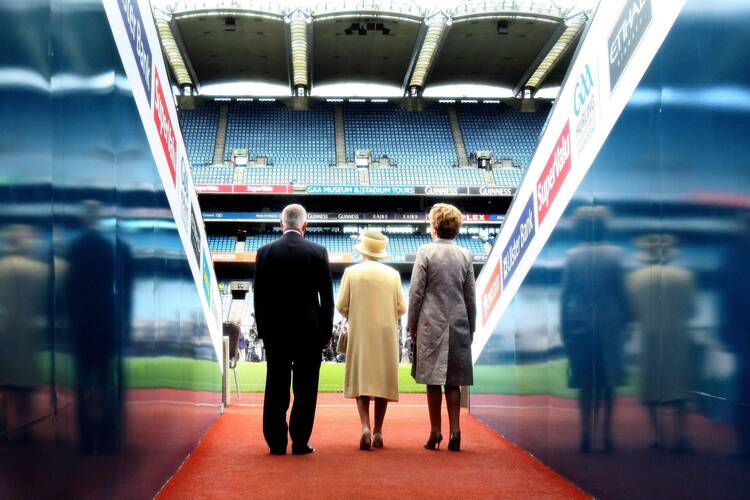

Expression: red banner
xmin=152 ymin=69 xmax=177 ymax=185
xmin=535 ymin=121 xmax=572 ymax=225
xmin=481 ymin=261 xmax=503 ymax=325
xmin=195 ymin=184 xmax=233 ymax=193
xmin=233 ymin=185 xmax=291 ymax=194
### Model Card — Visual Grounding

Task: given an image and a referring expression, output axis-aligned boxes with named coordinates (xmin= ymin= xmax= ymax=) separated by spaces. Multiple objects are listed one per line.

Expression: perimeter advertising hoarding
xmin=103 ymin=0 xmax=223 ymax=362
xmin=194 ymin=185 xmax=516 ymax=197
xmin=472 ymin=0 xmax=685 ymax=361
xmin=202 ymin=212 xmax=504 ymax=222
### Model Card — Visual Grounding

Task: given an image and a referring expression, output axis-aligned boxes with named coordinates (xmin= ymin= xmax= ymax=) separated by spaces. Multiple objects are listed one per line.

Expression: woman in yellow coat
xmin=336 ymin=230 xmax=406 ymax=450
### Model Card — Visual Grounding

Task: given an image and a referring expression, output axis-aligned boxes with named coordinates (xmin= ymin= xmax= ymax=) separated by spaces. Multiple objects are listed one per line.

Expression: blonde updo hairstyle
xmin=429 ymin=203 xmax=463 ymax=240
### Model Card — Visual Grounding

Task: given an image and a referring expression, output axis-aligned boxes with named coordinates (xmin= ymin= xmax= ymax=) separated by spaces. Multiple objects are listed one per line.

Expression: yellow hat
xmin=354 ymin=230 xmax=389 ymax=260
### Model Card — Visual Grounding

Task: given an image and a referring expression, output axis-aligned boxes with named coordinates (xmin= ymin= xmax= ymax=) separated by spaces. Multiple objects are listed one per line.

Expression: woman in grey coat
xmin=407 ymin=203 xmax=476 ymax=452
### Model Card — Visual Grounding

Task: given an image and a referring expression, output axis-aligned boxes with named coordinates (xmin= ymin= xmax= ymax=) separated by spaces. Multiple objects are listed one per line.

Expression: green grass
xmin=48 ymin=354 xmax=637 ymax=398
xmin=123 ymin=358 xmax=425 ymax=393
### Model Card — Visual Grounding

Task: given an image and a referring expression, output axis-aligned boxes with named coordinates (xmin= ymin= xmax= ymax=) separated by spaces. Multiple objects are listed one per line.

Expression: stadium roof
xmin=152 ymin=0 xmax=592 ymax=97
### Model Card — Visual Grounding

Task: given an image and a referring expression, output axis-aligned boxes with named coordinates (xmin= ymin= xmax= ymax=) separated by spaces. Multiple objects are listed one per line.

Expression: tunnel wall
xmin=471 ymin=0 xmax=750 ymax=498
xmin=0 ymin=0 xmax=222 ymax=497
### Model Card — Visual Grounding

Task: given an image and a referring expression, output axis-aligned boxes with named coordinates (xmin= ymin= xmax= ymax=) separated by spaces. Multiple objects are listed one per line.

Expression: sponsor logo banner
xmin=327 ymin=253 xmax=354 ymax=264
xmin=201 ymin=250 xmax=211 ymax=306
xmin=501 ymin=196 xmax=536 ymax=289
xmin=572 ymin=63 xmax=600 ymax=155
xmin=202 ymin=212 xmax=500 ymax=222
xmin=189 ymin=206 xmax=201 ymax=263
xmin=233 ymin=185 xmax=291 ymax=194
xmin=152 ymin=70 xmax=177 ymax=184
xmin=194 ymin=184 xmax=233 ymax=193
xmin=481 ymin=262 xmax=502 ymax=325
xmin=177 ymin=156 xmax=191 ymax=237
xmin=416 ymin=186 xmax=516 ymax=197
xmin=212 ymin=252 xmax=256 ymax=263
xmin=193 ymin=184 xmax=516 ymax=197
xmin=307 ymin=185 xmax=417 ymax=196
xmin=535 ymin=121 xmax=572 ymax=225
xmin=117 ymin=0 xmax=151 ymax=104
xmin=609 ymin=0 xmax=653 ymax=91
xmin=469 ymin=186 xmax=516 ymax=197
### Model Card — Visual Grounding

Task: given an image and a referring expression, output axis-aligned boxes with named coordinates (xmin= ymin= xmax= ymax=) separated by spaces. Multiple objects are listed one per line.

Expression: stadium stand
xmin=180 ymin=101 xmax=552 ymax=188
xmin=178 ymin=104 xmax=219 ymax=166
xmin=344 ymin=103 xmax=457 ymax=168
xmin=492 ymin=167 xmax=525 ymax=187
xmin=224 ymin=101 xmax=336 ymax=167
xmin=237 ymin=165 xmax=358 ymax=185
xmin=458 ymin=102 xmax=550 ymax=170
xmin=208 ymin=235 xmax=236 ymax=253
xmin=191 ymin=165 xmax=234 ymax=184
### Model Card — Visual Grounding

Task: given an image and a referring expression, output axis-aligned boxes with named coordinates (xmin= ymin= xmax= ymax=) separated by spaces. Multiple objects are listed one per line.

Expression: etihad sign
xmin=535 ymin=121 xmax=572 ymax=225
xmin=608 ymin=0 xmax=652 ymax=91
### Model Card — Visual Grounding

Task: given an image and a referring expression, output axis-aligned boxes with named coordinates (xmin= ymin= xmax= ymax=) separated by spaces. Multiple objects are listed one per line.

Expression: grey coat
xmin=407 ymin=239 xmax=476 ymax=386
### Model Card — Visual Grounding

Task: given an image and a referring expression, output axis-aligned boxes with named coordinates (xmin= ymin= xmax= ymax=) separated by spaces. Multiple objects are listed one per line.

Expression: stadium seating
xmin=224 ymin=101 xmax=336 ymax=167
xmin=178 ymin=104 xmax=219 ymax=166
xmin=458 ymin=102 xmax=550 ymax=170
xmin=208 ymin=235 xmax=236 ymax=253
xmin=492 ymin=167 xmax=525 ymax=187
xmin=181 ymin=101 xmax=550 ymax=188
xmin=237 ymin=165 xmax=358 ymax=185
xmin=343 ymin=103 xmax=488 ymax=186
xmin=191 ymin=166 xmax=234 ymax=184
xmin=226 ymin=232 xmax=488 ymax=260
xmin=344 ymin=103 xmax=457 ymax=168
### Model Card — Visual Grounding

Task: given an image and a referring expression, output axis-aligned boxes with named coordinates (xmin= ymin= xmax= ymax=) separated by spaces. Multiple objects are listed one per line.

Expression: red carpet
xmin=158 ymin=394 xmax=587 ymax=499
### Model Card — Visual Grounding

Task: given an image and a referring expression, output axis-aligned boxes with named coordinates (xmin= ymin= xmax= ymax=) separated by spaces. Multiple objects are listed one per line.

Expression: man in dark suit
xmin=253 ymin=204 xmax=334 ymax=455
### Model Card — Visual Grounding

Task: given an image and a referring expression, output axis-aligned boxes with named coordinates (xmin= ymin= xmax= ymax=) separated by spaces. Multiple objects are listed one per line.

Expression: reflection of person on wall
xmin=0 ymin=225 xmax=49 ymax=442
xmin=66 ymin=201 xmax=133 ymax=453
xmin=628 ymin=234 xmax=695 ymax=452
xmin=561 ymin=206 xmax=629 ymax=453
xmin=721 ymin=215 xmax=750 ymax=459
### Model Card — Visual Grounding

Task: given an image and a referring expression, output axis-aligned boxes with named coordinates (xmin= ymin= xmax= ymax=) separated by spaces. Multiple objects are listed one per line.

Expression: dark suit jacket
xmin=253 ymin=231 xmax=334 ymax=349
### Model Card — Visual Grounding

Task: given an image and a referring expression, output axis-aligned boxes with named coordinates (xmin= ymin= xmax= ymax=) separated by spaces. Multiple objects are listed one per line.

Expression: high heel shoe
xmin=448 ymin=432 xmax=461 ymax=452
xmin=359 ymin=431 xmax=372 ymax=451
xmin=372 ymin=433 xmax=383 ymax=449
xmin=424 ymin=431 xmax=443 ymax=450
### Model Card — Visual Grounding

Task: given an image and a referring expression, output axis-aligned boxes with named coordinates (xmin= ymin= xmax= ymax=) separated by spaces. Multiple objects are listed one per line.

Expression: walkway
xmin=158 ymin=394 xmax=587 ymax=499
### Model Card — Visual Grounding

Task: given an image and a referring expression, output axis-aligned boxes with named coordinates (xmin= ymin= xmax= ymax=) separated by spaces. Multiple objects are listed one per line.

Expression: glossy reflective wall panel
xmin=0 ymin=1 xmax=220 ymax=497
xmin=472 ymin=1 xmax=750 ymax=498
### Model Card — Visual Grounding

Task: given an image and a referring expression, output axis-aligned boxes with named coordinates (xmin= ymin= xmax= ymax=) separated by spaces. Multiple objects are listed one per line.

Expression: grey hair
xmin=281 ymin=204 xmax=307 ymax=230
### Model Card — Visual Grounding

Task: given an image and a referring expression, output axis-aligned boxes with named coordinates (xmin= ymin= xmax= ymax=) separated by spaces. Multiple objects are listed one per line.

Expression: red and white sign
xmin=195 ymin=184 xmax=233 ymax=193
xmin=233 ymin=184 xmax=291 ymax=194
xmin=481 ymin=261 xmax=503 ymax=325
xmin=535 ymin=121 xmax=572 ymax=225
xmin=152 ymin=70 xmax=177 ymax=185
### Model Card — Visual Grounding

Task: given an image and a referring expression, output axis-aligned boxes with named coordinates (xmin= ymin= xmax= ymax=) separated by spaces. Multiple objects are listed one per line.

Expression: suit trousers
xmin=263 ymin=344 xmax=322 ymax=452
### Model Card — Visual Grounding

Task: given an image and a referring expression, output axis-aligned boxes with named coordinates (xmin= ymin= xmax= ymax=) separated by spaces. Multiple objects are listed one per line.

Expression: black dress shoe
xmin=270 ymin=448 xmax=286 ymax=455
xmin=292 ymin=445 xmax=315 ymax=455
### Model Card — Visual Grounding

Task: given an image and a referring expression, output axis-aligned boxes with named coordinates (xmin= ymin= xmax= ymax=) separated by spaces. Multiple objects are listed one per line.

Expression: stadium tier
xmin=343 ymin=103 xmax=457 ymax=169
xmin=178 ymin=101 xmax=551 ymax=188
xmin=209 ymin=232 xmax=491 ymax=261
xmin=234 ymin=164 xmax=359 ymax=185
xmin=178 ymin=104 xmax=219 ymax=166
xmin=191 ymin=165 xmax=235 ymax=184
xmin=458 ymin=102 xmax=551 ymax=171
xmin=224 ymin=101 xmax=336 ymax=167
